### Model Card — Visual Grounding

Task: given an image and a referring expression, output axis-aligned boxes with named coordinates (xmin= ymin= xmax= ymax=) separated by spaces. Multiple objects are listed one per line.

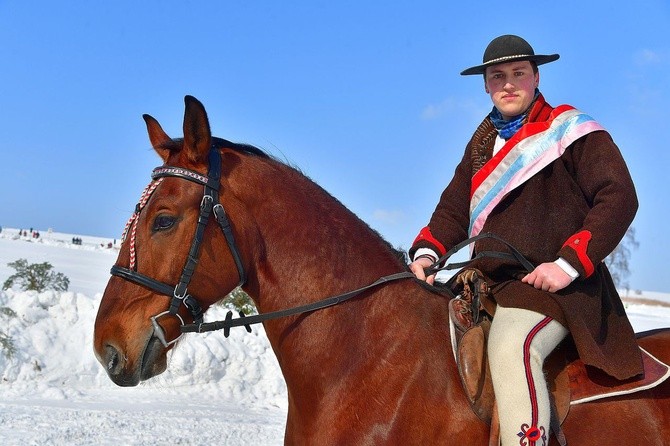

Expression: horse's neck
xmin=230 ymin=158 xmax=455 ymax=399
xmin=234 ymin=159 xmax=406 ymax=311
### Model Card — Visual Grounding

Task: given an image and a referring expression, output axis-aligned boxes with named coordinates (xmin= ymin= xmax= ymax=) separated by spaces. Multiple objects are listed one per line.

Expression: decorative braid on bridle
xmin=121 ymin=177 xmax=164 ymax=270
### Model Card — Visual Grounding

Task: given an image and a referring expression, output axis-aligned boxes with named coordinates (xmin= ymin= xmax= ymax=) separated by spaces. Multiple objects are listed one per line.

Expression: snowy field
xmin=1 ymin=227 xmax=669 ymax=445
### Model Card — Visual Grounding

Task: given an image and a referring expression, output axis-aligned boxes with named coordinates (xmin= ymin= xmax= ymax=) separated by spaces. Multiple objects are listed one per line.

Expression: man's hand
xmin=409 ymin=257 xmax=437 ymax=285
xmin=522 ymin=262 xmax=572 ymax=293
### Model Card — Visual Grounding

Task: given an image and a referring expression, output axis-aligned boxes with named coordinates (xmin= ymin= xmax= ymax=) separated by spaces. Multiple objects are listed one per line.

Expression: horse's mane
xmin=159 ymin=136 xmax=408 ymax=265
xmin=212 ymin=137 xmax=270 ymax=159
xmin=157 ymin=137 xmax=271 ymax=159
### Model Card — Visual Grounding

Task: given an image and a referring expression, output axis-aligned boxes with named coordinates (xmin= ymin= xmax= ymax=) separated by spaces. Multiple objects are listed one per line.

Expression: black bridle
xmin=110 ymin=147 xmax=534 ymax=347
xmin=110 ymin=148 xmax=247 ymax=347
xmin=109 ymin=147 xmax=423 ymax=346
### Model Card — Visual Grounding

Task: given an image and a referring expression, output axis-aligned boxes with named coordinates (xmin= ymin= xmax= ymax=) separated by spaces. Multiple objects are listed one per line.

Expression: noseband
xmin=110 ymin=148 xmax=246 ymax=347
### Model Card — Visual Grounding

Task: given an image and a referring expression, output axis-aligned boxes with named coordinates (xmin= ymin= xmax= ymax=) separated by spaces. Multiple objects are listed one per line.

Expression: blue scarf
xmin=489 ymin=89 xmax=540 ymax=140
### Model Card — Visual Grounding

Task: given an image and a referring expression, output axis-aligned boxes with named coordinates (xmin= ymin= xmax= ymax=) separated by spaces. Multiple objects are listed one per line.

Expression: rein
xmin=181 ymin=271 xmax=417 ymax=336
xmin=427 ymin=231 xmax=535 ymax=276
xmin=111 ymin=147 xmax=533 ymax=345
xmin=182 ymin=232 xmax=534 ymax=336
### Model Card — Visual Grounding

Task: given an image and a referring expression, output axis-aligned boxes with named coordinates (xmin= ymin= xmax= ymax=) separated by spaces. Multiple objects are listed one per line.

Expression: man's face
xmin=484 ymin=60 xmax=539 ymax=119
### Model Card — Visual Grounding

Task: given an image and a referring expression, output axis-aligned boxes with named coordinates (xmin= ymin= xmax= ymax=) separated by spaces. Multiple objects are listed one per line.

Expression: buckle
xmin=150 ymin=311 xmax=185 ymax=347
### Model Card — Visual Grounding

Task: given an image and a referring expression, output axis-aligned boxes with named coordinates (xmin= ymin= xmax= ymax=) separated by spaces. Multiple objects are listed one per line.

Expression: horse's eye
xmin=153 ymin=215 xmax=176 ymax=232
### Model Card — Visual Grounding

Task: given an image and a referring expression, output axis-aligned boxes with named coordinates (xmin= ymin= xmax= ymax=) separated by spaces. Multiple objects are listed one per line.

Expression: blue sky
xmin=0 ymin=1 xmax=668 ymax=292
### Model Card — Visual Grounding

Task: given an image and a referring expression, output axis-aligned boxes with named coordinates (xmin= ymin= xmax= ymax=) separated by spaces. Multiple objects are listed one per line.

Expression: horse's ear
xmin=182 ymin=95 xmax=212 ymax=165
xmin=143 ymin=114 xmax=172 ymax=162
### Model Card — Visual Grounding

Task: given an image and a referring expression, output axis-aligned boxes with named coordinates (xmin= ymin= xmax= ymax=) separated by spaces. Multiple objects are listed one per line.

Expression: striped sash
xmin=469 ymin=105 xmax=605 ymax=238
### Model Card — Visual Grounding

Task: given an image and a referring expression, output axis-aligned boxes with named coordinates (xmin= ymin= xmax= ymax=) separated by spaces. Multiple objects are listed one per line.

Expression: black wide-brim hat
xmin=460 ymin=34 xmax=559 ymax=76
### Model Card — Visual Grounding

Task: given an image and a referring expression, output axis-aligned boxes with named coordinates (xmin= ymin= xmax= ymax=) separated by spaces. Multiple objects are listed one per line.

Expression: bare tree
xmin=605 ymin=226 xmax=639 ymax=293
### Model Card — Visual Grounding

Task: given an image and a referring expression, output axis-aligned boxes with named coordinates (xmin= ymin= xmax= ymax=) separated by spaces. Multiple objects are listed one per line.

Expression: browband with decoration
xmin=152 ymin=166 xmax=215 ymax=188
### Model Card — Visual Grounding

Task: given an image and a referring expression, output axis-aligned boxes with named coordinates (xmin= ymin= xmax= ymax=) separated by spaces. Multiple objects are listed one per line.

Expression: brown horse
xmin=94 ymin=96 xmax=670 ymax=445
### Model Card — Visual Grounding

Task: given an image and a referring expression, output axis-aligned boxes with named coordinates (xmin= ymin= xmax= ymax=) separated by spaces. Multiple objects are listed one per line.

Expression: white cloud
xmin=633 ymin=49 xmax=664 ymax=66
xmin=372 ymin=209 xmax=405 ymax=225
xmin=420 ymin=97 xmax=489 ymax=121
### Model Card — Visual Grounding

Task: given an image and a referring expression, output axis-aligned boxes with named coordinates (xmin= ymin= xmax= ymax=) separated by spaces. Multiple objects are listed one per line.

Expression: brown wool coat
xmin=411 ymin=97 xmax=643 ymax=380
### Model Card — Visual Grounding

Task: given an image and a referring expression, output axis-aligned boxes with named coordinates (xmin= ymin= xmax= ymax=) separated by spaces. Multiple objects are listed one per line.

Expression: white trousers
xmin=488 ymin=305 xmax=569 ymax=446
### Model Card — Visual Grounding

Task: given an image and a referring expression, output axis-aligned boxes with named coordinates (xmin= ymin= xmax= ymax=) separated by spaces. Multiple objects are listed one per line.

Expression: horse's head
xmin=93 ymin=96 xmax=249 ymax=386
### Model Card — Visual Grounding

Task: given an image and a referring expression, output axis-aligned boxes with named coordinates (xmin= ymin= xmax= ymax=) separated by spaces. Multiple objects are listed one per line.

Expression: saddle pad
xmin=569 ymin=347 xmax=670 ymax=405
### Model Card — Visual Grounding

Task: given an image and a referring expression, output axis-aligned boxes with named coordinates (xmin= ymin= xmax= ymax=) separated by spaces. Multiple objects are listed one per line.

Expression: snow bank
xmin=0 ymin=227 xmax=668 ymax=445
xmin=0 ymin=286 xmax=287 ymax=410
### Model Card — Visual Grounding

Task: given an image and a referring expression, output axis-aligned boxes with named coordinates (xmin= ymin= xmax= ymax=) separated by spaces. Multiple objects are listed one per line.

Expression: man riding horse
xmin=409 ymin=35 xmax=642 ymax=445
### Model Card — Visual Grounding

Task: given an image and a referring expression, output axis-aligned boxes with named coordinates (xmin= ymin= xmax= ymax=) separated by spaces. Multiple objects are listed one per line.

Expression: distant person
xmin=408 ymin=35 xmax=641 ymax=444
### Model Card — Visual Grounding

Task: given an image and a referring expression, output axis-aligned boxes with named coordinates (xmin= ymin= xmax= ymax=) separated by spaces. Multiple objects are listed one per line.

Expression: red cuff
xmin=412 ymin=226 xmax=447 ymax=256
xmin=562 ymin=230 xmax=595 ymax=277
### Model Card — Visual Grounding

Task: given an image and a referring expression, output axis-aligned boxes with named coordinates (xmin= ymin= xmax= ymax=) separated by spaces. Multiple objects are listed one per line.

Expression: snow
xmin=0 ymin=228 xmax=287 ymax=445
xmin=0 ymin=227 xmax=669 ymax=445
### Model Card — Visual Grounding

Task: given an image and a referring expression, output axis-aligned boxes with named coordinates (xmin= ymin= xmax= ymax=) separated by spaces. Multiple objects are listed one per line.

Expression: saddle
xmin=449 ymin=269 xmax=670 ymax=445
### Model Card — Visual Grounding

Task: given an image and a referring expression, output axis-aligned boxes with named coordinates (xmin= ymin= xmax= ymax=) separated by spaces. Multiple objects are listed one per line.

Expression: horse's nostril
xmin=104 ymin=344 xmax=124 ymax=376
